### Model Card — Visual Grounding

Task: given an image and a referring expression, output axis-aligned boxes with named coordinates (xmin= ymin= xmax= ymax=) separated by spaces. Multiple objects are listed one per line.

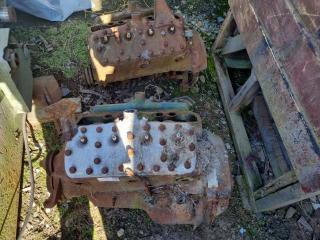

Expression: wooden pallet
xmin=212 ymin=8 xmax=320 ymax=211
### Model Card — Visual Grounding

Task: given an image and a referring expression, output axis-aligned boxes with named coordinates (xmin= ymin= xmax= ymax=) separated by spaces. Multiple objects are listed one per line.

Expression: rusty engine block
xmin=43 ymin=94 xmax=232 ymax=225
xmin=86 ymin=0 xmax=207 ymax=88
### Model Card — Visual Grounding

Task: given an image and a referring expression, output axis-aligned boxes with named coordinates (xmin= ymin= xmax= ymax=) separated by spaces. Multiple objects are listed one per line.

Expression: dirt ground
xmin=8 ymin=0 xmax=319 ymax=239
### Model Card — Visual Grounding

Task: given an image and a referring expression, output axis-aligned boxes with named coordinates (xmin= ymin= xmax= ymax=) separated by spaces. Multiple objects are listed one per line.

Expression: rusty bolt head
xmin=94 ymin=157 xmax=101 ymax=164
xmin=80 ymin=136 xmax=88 ymax=144
xmin=101 ymin=35 xmax=109 ymax=44
xmin=101 ymin=167 xmax=109 ymax=174
xmin=96 ymin=126 xmax=103 ymax=133
xmin=80 ymin=127 xmax=87 ymax=133
xmin=127 ymin=131 xmax=135 ymax=140
xmin=153 ymin=165 xmax=160 ymax=172
xmin=95 ymin=141 xmax=102 ymax=148
xmin=189 ymin=143 xmax=196 ymax=152
xmin=168 ymin=163 xmax=176 ymax=172
xmin=160 ymin=153 xmax=168 ymax=162
xmin=159 ymin=138 xmax=167 ymax=146
xmin=184 ymin=160 xmax=191 ymax=169
xmin=65 ymin=149 xmax=72 ymax=156
xmin=125 ymin=32 xmax=132 ymax=40
xmin=112 ymin=125 xmax=118 ymax=132
xmin=143 ymin=123 xmax=151 ymax=131
xmin=168 ymin=25 xmax=176 ymax=34
xmin=111 ymin=134 xmax=119 ymax=143
xmin=86 ymin=167 xmax=93 ymax=175
xmin=159 ymin=124 xmax=166 ymax=132
xmin=118 ymin=164 xmax=124 ymax=172
xmin=137 ymin=163 xmax=144 ymax=171
xmin=147 ymin=28 xmax=154 ymax=36
xmin=69 ymin=166 xmax=77 ymax=173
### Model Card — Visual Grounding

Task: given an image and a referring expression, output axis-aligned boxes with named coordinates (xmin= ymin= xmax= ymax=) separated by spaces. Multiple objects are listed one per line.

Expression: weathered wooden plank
xmin=230 ymin=0 xmax=320 ymax=194
xmin=254 ymin=171 xmax=298 ymax=200
xmin=213 ymin=11 xmax=236 ymax=50
xmin=222 ymin=35 xmax=246 ymax=55
xmin=255 ymin=183 xmax=320 ymax=212
xmin=253 ymin=96 xmax=291 ymax=177
xmin=229 ymin=72 xmax=259 ymax=112
xmin=224 ymin=57 xmax=252 ymax=69
xmin=249 ymin=0 xmax=320 ymax=141
xmin=213 ymin=54 xmax=262 ymax=191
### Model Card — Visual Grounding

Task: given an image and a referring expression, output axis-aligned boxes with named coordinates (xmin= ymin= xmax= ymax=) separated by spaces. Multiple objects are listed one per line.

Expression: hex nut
xmin=86 ymin=167 xmax=93 ymax=175
xmin=153 ymin=165 xmax=160 ymax=172
xmin=137 ymin=163 xmax=144 ymax=171
xmin=94 ymin=158 xmax=101 ymax=164
xmin=184 ymin=160 xmax=191 ymax=169
xmin=189 ymin=143 xmax=196 ymax=151
xmin=65 ymin=149 xmax=72 ymax=156
xmin=69 ymin=166 xmax=77 ymax=173
xmin=160 ymin=138 xmax=167 ymax=146
xmin=159 ymin=124 xmax=166 ymax=131
xmin=80 ymin=136 xmax=88 ymax=144
xmin=96 ymin=126 xmax=103 ymax=133
xmin=95 ymin=141 xmax=102 ymax=148
xmin=102 ymin=167 xmax=109 ymax=174
xmin=160 ymin=153 xmax=167 ymax=162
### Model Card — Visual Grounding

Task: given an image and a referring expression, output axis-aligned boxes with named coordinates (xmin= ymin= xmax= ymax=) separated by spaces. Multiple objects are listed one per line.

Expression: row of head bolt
xmin=95 ymin=25 xmax=176 ymax=44
xmin=68 ymin=160 xmax=192 ymax=175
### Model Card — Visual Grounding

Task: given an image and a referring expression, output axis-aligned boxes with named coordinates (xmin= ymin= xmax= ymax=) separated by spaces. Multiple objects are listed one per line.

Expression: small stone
xmin=45 ymin=208 xmax=51 ymax=214
xmin=117 ymin=228 xmax=125 ymax=237
xmin=225 ymin=143 xmax=231 ymax=150
xmin=200 ymin=75 xmax=206 ymax=83
xmin=285 ymin=207 xmax=296 ymax=219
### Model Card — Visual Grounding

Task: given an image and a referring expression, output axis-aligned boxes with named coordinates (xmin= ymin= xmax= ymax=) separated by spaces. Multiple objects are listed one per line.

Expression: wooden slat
xmin=224 ymin=57 xmax=252 ymax=69
xmin=213 ymin=11 xmax=236 ymax=50
xmin=222 ymin=35 xmax=246 ymax=55
xmin=254 ymin=171 xmax=298 ymax=200
xmin=229 ymin=72 xmax=260 ymax=112
xmin=253 ymin=96 xmax=291 ymax=177
xmin=213 ymin=54 xmax=262 ymax=191
xmin=255 ymin=183 xmax=320 ymax=212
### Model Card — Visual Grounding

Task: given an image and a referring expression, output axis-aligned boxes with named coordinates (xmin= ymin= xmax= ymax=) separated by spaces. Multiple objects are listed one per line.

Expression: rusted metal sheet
xmin=88 ymin=0 xmax=207 ymax=87
xmin=42 ymin=103 xmax=231 ymax=225
xmin=229 ymin=0 xmax=320 ymax=193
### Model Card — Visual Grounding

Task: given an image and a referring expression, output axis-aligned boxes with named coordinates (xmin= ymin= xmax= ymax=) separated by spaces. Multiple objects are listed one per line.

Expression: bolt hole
xmin=174 ymin=14 xmax=181 ymax=20
xmin=147 ymin=16 xmax=155 ymax=21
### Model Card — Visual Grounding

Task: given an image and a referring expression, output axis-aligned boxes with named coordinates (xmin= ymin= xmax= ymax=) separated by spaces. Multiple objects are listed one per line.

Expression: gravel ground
xmin=15 ymin=1 xmax=319 ymax=239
